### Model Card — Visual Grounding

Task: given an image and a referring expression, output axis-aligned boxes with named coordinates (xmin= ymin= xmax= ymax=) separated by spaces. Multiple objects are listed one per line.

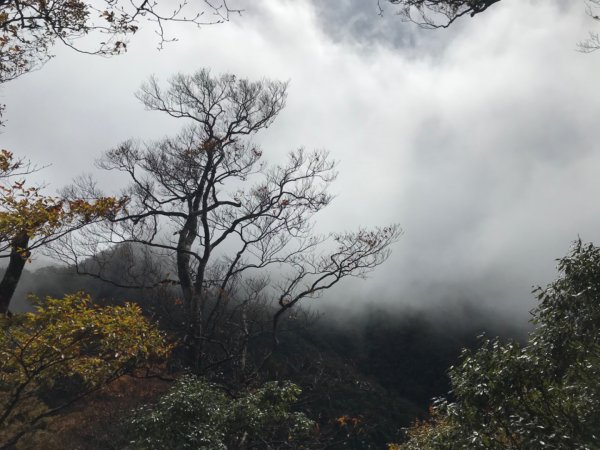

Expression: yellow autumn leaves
xmin=0 ymin=292 xmax=171 ymax=445
xmin=0 ymin=150 xmax=127 ymax=247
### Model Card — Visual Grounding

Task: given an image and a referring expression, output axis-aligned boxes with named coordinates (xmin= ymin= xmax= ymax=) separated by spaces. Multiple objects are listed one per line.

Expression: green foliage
xmin=401 ymin=240 xmax=600 ymax=449
xmin=0 ymin=292 xmax=170 ymax=448
xmin=127 ymin=376 xmax=316 ymax=449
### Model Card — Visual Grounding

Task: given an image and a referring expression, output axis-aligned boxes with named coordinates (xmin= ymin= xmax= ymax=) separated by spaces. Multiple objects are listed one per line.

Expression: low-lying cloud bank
xmin=2 ymin=0 xmax=600 ymax=329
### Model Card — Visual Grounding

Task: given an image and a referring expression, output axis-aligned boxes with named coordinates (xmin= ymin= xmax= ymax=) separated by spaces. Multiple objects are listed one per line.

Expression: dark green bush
xmin=127 ymin=376 xmax=316 ymax=449
xmin=401 ymin=240 xmax=600 ymax=449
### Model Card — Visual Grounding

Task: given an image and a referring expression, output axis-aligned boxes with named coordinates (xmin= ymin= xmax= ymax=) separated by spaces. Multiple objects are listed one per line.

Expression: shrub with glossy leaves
xmin=127 ymin=376 xmax=316 ymax=449
xmin=400 ymin=240 xmax=600 ymax=449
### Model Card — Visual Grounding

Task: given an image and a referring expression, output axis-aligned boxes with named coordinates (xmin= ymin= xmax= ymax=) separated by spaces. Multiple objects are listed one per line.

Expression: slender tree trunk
xmin=0 ymin=232 xmax=29 ymax=316
xmin=175 ymin=215 xmax=199 ymax=370
xmin=191 ymin=289 xmax=204 ymax=372
xmin=240 ymin=301 xmax=249 ymax=375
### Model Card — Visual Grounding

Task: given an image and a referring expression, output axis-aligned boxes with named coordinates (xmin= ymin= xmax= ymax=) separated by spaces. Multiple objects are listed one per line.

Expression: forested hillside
xmin=5 ymin=257 xmax=523 ymax=448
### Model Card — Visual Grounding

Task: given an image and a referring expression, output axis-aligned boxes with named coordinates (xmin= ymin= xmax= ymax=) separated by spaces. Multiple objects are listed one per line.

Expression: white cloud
xmin=2 ymin=0 xmax=600 ymax=325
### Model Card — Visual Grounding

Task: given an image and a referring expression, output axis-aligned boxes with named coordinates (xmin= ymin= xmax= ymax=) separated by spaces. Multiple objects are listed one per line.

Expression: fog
xmin=3 ymin=0 xmax=600 ymax=329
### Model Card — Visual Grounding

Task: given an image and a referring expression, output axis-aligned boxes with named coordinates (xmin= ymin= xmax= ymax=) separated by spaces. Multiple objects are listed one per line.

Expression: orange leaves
xmin=335 ymin=414 xmax=362 ymax=428
xmin=0 ymin=149 xmax=20 ymax=173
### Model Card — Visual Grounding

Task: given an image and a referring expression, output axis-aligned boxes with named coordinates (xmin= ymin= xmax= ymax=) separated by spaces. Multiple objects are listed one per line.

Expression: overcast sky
xmin=3 ymin=0 xmax=600 ymax=326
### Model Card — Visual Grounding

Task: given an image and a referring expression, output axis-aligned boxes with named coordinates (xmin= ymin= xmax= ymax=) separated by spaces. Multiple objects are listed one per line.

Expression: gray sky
xmin=3 ymin=0 xmax=600 ymax=326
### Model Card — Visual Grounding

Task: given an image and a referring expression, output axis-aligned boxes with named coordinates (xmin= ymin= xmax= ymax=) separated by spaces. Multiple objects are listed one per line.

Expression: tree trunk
xmin=190 ymin=289 xmax=204 ymax=372
xmin=240 ymin=301 xmax=249 ymax=376
xmin=0 ymin=232 xmax=30 ymax=315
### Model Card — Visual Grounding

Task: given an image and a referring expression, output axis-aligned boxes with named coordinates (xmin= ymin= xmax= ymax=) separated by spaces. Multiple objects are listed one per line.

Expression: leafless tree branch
xmin=51 ymin=69 xmax=401 ymax=376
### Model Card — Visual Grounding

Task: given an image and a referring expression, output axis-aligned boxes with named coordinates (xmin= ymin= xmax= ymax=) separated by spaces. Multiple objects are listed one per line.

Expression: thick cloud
xmin=2 ymin=0 xmax=599 ymax=327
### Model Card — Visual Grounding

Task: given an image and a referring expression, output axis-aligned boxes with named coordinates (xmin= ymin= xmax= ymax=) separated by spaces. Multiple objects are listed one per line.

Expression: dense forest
xmin=2 ymin=0 xmax=600 ymax=449
xmin=5 ymin=255 xmax=525 ymax=448
xmin=4 ymin=232 xmax=599 ymax=448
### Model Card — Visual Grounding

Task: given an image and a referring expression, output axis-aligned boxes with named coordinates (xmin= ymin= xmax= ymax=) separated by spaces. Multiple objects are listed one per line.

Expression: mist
xmin=3 ymin=0 xmax=600 ymax=333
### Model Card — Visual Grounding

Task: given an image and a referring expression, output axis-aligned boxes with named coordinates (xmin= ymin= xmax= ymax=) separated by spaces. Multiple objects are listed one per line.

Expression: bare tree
xmin=53 ymin=69 xmax=401 ymax=374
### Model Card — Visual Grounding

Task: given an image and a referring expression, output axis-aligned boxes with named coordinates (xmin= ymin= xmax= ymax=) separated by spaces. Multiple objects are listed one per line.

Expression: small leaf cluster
xmin=127 ymin=376 xmax=315 ymax=449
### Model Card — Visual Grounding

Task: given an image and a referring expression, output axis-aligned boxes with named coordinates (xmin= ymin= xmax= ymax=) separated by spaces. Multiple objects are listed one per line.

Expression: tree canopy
xmin=0 ymin=292 xmax=170 ymax=449
xmin=0 ymin=150 xmax=127 ymax=315
xmin=128 ymin=376 xmax=315 ymax=449
xmin=399 ymin=240 xmax=600 ymax=449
